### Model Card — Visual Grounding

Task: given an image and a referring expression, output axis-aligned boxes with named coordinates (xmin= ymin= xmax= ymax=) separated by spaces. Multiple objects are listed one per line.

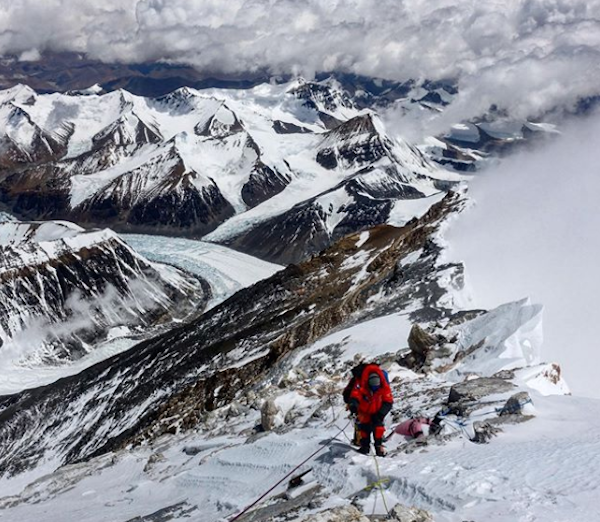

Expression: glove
xmin=372 ymin=402 xmax=392 ymax=425
xmin=372 ymin=412 xmax=384 ymax=425
xmin=348 ymin=399 xmax=359 ymax=415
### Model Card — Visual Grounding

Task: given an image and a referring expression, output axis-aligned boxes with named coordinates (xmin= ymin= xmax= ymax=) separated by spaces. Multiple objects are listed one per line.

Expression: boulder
xmin=448 ymin=378 xmax=515 ymax=405
xmin=302 ymin=505 xmax=369 ymax=521
xmin=261 ymin=399 xmax=281 ymax=431
xmin=389 ymin=503 xmax=434 ymax=522
xmin=402 ymin=324 xmax=439 ymax=369
xmin=499 ymin=391 xmax=532 ymax=416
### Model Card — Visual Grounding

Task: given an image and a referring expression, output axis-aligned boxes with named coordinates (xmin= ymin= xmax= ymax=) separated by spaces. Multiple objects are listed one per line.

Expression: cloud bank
xmin=444 ymin=111 xmax=600 ymax=398
xmin=1 ymin=1 xmax=600 ymax=121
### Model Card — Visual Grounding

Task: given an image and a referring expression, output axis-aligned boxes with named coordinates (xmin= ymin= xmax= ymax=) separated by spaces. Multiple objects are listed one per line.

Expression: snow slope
xmin=0 ymin=301 xmax=589 ymax=522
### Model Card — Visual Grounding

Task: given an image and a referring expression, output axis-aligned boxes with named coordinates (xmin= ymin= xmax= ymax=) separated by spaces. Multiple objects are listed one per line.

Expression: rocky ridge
xmin=0 ymin=192 xmax=465 ymax=483
xmin=0 ymin=219 xmax=209 ymax=365
xmin=0 ymin=190 xmax=571 ymax=521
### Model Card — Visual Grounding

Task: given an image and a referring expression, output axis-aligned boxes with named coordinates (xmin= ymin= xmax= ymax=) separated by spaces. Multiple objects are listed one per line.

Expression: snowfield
xmin=4 ymin=394 xmax=598 ymax=522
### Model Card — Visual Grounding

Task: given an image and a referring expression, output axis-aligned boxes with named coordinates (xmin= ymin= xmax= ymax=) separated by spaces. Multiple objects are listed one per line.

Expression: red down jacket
xmin=349 ymin=364 xmax=393 ymax=423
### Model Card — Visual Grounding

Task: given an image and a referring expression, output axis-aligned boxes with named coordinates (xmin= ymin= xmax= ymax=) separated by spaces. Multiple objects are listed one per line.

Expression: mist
xmin=444 ymin=112 xmax=600 ymax=397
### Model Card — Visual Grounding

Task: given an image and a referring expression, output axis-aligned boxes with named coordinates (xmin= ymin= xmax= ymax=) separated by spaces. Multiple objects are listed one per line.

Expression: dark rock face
xmin=0 ymin=193 xmax=462 ymax=481
xmin=316 ymin=148 xmax=338 ymax=169
xmin=225 ymin=163 xmax=431 ymax=265
xmin=318 ymin=114 xmax=387 ymax=170
xmin=241 ymin=163 xmax=291 ymax=208
xmin=272 ymin=120 xmax=312 ymax=134
xmin=0 ymin=165 xmax=72 ymax=220
xmin=0 ymin=223 xmax=210 ymax=362
xmin=224 ymin=203 xmax=332 ymax=265
xmin=127 ymin=179 xmax=235 ymax=235
xmin=75 ymin=154 xmax=236 ymax=236
xmin=289 ymin=81 xmax=355 ymax=114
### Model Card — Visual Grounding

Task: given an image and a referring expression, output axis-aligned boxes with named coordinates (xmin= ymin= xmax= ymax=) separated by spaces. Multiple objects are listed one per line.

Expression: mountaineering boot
xmin=374 ymin=439 xmax=387 ymax=457
xmin=358 ymin=438 xmax=370 ymax=455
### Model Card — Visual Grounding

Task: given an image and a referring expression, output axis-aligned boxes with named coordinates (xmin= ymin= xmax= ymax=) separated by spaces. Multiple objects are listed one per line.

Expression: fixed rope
xmin=227 ymin=420 xmax=351 ymax=522
xmin=439 ymin=398 xmax=534 ymax=420
xmin=372 ymin=453 xmax=391 ymax=516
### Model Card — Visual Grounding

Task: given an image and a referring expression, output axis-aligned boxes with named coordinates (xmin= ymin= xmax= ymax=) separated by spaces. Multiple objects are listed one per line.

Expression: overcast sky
xmin=1 ymin=1 xmax=600 ymax=122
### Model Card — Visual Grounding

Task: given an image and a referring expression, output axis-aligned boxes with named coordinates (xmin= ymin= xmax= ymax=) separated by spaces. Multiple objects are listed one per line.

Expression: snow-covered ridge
xmin=0 ymin=220 xmax=117 ymax=270
xmin=0 ymin=219 xmax=209 ymax=374
xmin=0 ymin=193 xmax=580 ymax=522
xmin=0 ymin=80 xmax=461 ymax=263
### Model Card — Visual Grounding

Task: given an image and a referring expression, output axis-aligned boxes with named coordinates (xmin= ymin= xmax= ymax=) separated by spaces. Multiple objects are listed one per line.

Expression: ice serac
xmin=0 ymin=220 xmax=209 ymax=366
xmin=0 ymin=193 xmax=464 ymax=487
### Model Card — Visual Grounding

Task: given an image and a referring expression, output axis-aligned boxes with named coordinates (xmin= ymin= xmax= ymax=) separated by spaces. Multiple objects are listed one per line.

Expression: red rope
xmin=227 ymin=421 xmax=351 ymax=522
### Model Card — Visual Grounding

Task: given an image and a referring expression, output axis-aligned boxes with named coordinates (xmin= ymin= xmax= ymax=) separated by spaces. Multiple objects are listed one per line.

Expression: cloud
xmin=444 ymin=110 xmax=600 ymax=398
xmin=1 ymin=1 xmax=600 ymax=122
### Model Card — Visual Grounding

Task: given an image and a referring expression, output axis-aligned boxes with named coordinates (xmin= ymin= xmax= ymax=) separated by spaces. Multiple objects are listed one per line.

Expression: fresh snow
xmin=387 ymin=191 xmax=447 ymax=228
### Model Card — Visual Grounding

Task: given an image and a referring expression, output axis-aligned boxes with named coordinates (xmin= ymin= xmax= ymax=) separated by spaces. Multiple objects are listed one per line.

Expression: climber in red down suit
xmin=347 ymin=364 xmax=393 ymax=456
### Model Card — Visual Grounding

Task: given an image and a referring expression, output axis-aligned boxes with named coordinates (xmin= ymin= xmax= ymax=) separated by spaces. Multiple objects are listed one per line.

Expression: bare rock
xmin=470 ymin=421 xmax=501 ymax=444
xmin=406 ymin=324 xmax=438 ymax=369
xmin=448 ymin=378 xmax=515 ymax=405
xmin=303 ymin=505 xmax=369 ymax=521
xmin=388 ymin=504 xmax=434 ymax=522
xmin=499 ymin=391 xmax=532 ymax=416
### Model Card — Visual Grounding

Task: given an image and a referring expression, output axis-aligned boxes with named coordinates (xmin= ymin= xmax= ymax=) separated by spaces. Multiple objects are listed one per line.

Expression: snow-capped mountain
xmin=0 ymin=193 xmax=463 ymax=486
xmin=218 ymin=113 xmax=454 ymax=263
xmin=0 ymin=219 xmax=209 ymax=370
xmin=0 ymin=81 xmax=461 ymax=263
xmin=0 ymin=191 xmax=575 ymax=522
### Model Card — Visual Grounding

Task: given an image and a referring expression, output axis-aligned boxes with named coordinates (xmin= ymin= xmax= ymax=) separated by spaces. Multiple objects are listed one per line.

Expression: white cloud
xmin=17 ymin=48 xmax=41 ymax=62
xmin=444 ymin=111 xmax=600 ymax=398
xmin=0 ymin=1 xmax=599 ymax=122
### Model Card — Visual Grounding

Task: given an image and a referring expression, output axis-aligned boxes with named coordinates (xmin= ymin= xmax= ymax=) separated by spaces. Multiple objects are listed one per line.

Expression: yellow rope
xmin=373 ymin=454 xmax=391 ymax=516
xmin=363 ymin=477 xmax=390 ymax=492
